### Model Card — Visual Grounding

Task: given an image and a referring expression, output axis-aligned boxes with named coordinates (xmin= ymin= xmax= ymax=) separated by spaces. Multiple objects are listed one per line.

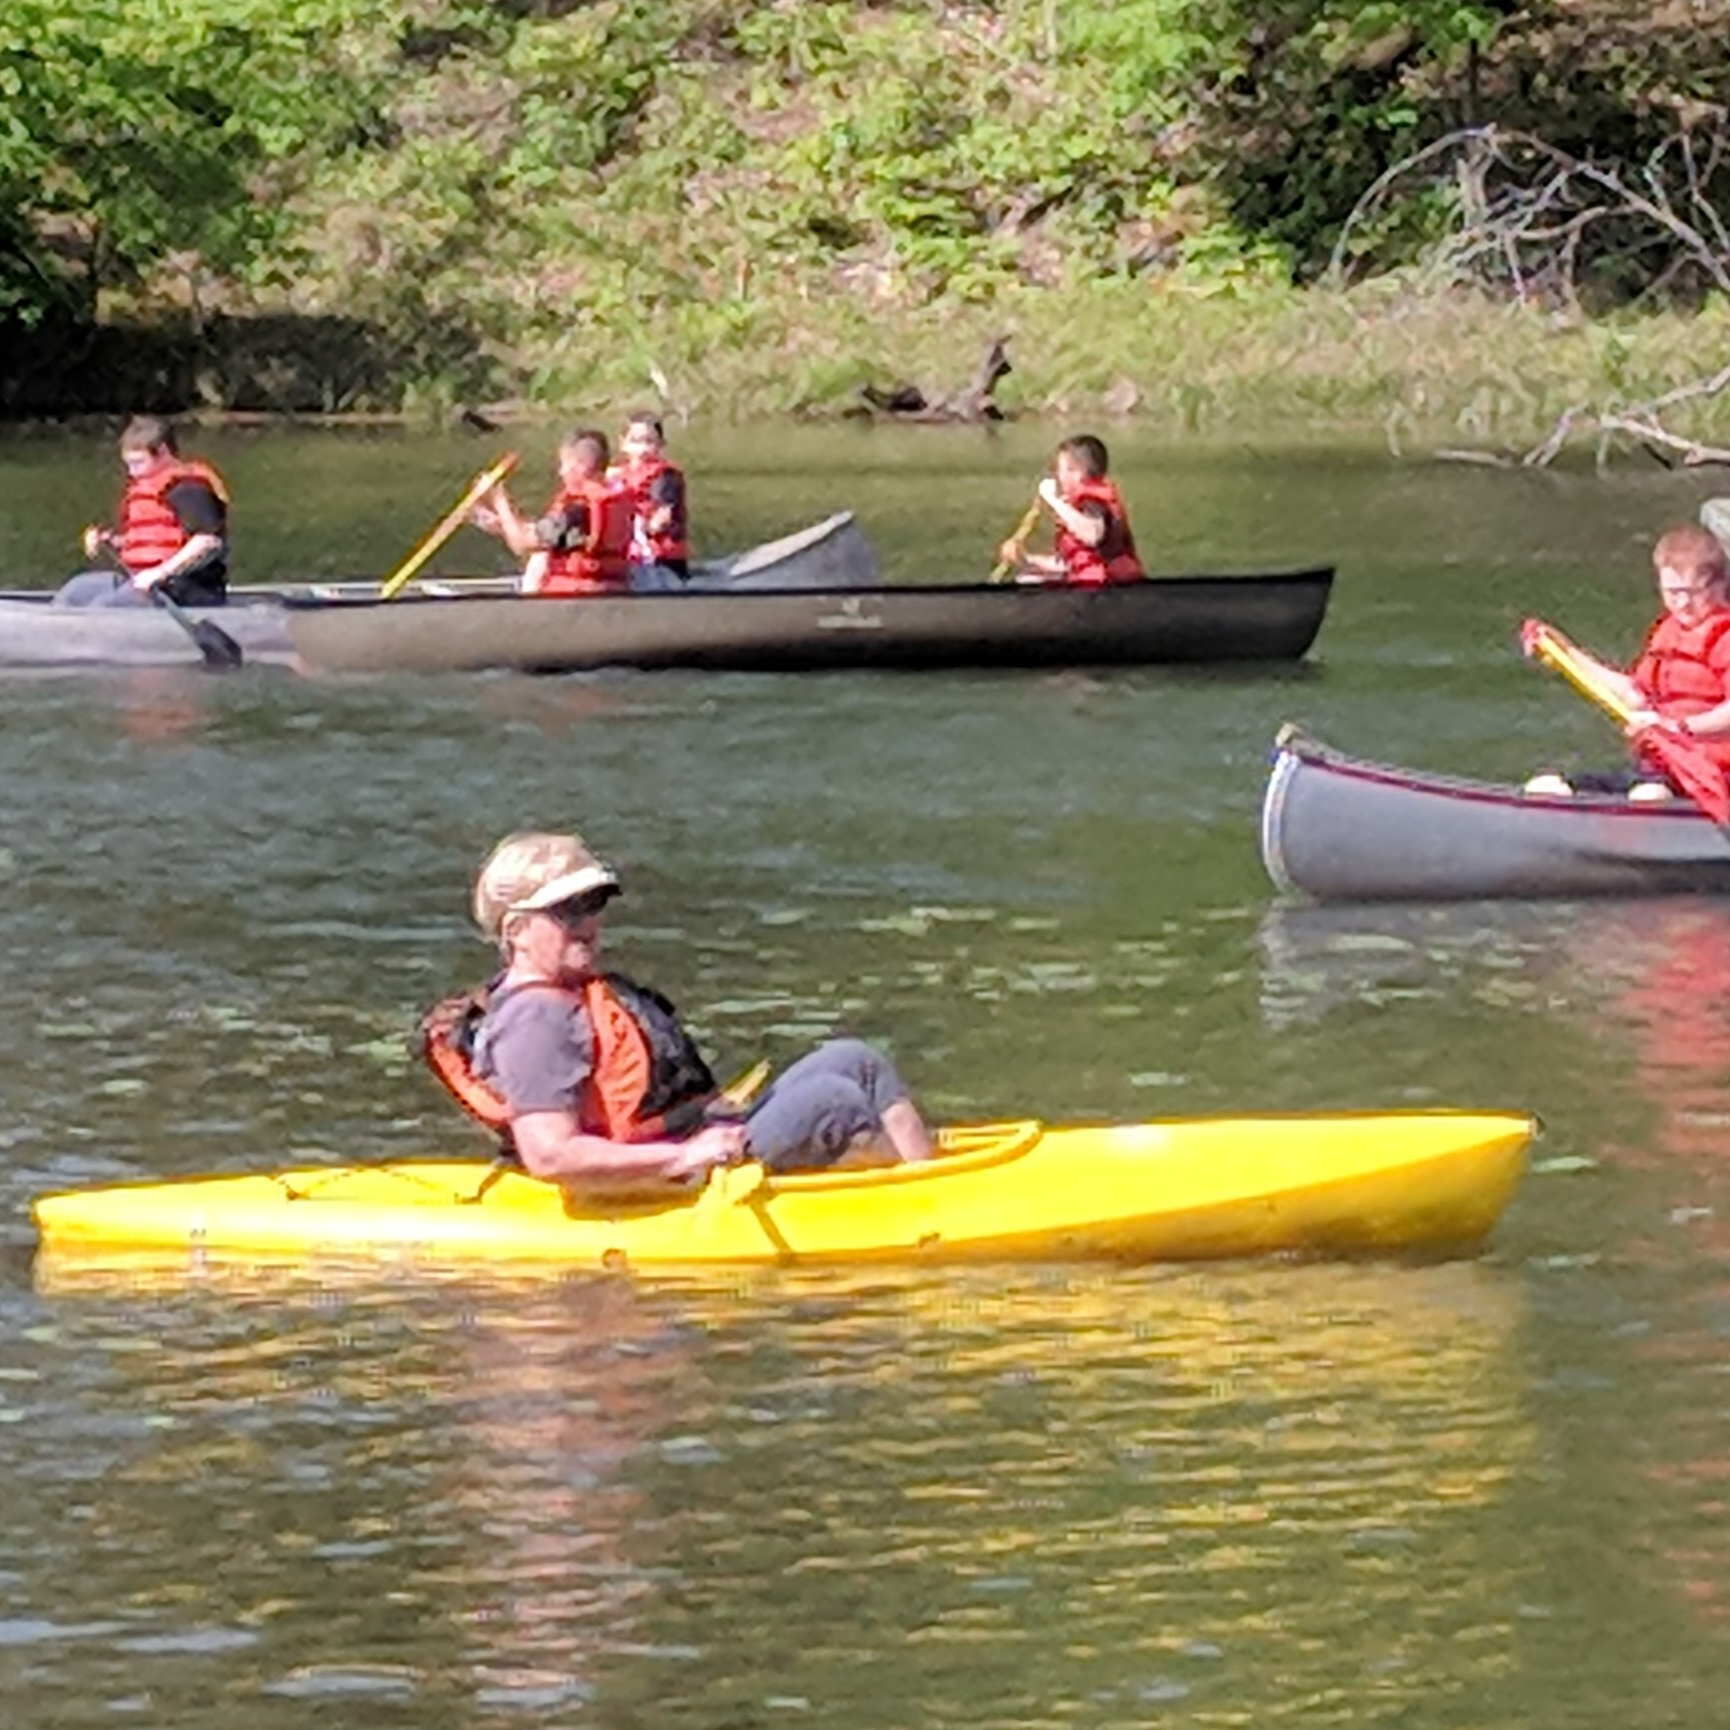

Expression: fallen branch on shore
xmin=852 ymin=336 xmax=1013 ymax=423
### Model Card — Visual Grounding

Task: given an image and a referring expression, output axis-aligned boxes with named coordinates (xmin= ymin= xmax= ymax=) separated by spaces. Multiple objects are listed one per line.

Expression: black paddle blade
xmin=188 ymin=618 xmax=245 ymax=671
xmin=147 ymin=584 xmax=244 ymax=671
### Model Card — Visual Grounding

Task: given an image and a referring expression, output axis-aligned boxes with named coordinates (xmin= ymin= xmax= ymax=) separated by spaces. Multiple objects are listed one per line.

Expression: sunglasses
xmin=542 ymin=890 xmax=614 ymax=931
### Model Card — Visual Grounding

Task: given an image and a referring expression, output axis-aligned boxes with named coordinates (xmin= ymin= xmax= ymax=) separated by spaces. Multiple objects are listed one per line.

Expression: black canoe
xmin=0 ymin=512 xmax=876 ymax=672
xmin=1261 ymin=726 xmax=1730 ymax=902
xmin=282 ymin=567 xmax=1335 ymax=675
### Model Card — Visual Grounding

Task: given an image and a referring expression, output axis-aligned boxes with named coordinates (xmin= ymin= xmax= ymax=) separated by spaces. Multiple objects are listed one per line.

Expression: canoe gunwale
xmin=280 ymin=566 xmax=1337 ymax=675
xmin=0 ymin=512 xmax=878 ymax=670
xmin=1263 ymin=726 xmax=1730 ymax=903
xmin=279 ymin=566 xmax=1337 ymax=613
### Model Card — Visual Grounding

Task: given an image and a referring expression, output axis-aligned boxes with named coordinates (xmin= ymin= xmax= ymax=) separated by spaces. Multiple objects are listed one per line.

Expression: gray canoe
xmin=282 ymin=566 xmax=1334 ymax=676
xmin=0 ymin=512 xmax=876 ymax=671
xmin=1261 ymin=725 xmax=1730 ymax=902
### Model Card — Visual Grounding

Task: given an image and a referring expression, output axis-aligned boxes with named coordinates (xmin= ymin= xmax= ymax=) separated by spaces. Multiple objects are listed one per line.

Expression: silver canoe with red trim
xmin=1261 ymin=726 xmax=1730 ymax=902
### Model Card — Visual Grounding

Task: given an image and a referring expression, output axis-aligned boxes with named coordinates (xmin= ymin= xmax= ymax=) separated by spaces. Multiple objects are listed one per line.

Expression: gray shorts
xmin=742 ymin=1038 xmax=909 ymax=1172
xmin=52 ymin=570 xmax=145 ymax=608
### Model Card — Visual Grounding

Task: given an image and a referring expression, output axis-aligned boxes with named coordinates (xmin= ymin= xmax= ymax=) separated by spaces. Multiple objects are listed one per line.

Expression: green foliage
xmin=1174 ymin=0 xmax=1511 ymax=276
xmin=1180 ymin=1 xmax=1730 ymax=281
xmin=0 ymin=0 xmax=381 ymax=323
xmin=8 ymin=0 xmax=1730 ymax=410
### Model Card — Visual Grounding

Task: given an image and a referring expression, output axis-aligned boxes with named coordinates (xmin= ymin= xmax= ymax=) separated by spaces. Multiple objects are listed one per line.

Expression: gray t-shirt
xmin=472 ymin=986 xmax=596 ymax=1116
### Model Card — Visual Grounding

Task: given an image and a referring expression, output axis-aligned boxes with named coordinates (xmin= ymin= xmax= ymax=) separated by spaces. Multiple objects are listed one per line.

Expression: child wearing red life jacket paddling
xmin=997 ymin=434 xmax=1144 ymax=586
xmin=1627 ymin=527 xmax=1730 ymax=759
xmin=471 ymin=430 xmax=633 ymax=595
xmin=53 ymin=415 xmax=231 ymax=608
xmin=423 ymin=831 xmax=934 ymax=1193
xmin=1524 ymin=526 xmax=1730 ymax=799
xmin=613 ymin=411 xmax=690 ymax=589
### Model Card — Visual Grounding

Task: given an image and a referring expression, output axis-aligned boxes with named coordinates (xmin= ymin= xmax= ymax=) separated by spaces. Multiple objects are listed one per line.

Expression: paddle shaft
xmin=989 ymin=498 xmax=1044 ymax=583
xmin=1525 ymin=622 xmax=1637 ymax=724
xmin=112 ymin=556 xmax=244 ymax=671
xmin=720 ymin=1059 xmax=771 ymax=1108
xmin=380 ymin=453 xmax=520 ymax=600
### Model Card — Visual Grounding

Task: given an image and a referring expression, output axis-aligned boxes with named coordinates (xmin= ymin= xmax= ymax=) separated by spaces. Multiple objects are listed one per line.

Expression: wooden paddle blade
xmin=1632 ymin=725 xmax=1730 ymax=825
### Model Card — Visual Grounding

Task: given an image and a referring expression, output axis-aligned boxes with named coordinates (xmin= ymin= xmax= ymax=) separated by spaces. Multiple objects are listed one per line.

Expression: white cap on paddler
xmin=472 ymin=830 xmax=621 ymax=944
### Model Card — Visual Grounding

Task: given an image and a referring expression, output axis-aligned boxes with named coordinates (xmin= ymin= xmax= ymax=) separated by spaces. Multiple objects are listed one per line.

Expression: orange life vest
xmin=541 ymin=478 xmax=632 ymax=594
xmin=1635 ymin=610 xmax=1730 ymax=711
xmin=1633 ymin=610 xmax=1730 ymax=766
xmin=117 ymin=460 xmax=230 ymax=573
xmin=1054 ymin=477 xmax=1143 ymax=585
xmin=615 ymin=454 xmax=690 ymax=565
xmin=421 ymin=973 xmax=717 ymax=1145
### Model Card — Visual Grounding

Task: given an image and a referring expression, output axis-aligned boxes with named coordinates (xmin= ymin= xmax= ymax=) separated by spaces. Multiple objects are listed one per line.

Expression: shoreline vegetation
xmin=7 ymin=3 xmax=1730 ymax=463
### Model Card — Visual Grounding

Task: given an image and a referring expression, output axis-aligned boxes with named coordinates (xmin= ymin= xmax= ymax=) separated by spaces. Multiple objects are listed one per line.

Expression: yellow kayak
xmin=32 ymin=1112 xmax=1533 ymax=1274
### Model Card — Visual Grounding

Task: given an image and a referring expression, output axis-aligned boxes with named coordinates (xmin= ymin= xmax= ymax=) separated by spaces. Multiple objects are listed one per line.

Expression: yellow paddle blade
xmin=380 ymin=452 xmax=520 ymax=600
xmin=988 ymin=497 xmax=1043 ymax=583
xmin=1522 ymin=618 xmax=1635 ymax=725
xmin=720 ymin=1059 xmax=772 ymax=1108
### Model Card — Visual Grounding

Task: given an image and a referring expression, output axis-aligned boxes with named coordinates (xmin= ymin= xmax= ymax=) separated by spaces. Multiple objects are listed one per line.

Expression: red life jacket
xmin=117 ymin=460 xmax=230 ymax=572
xmin=542 ymin=478 xmax=632 ymax=594
xmin=1634 ymin=609 xmax=1730 ymax=767
xmin=616 ymin=454 xmax=690 ymax=565
xmin=1054 ymin=478 xmax=1143 ymax=585
xmin=421 ymin=973 xmax=717 ymax=1145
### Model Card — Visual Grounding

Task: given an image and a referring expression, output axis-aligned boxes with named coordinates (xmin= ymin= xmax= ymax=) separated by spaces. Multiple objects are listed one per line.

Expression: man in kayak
xmin=424 ymin=830 xmax=934 ymax=1189
xmin=54 ymin=416 xmax=231 ymax=608
xmin=997 ymin=434 xmax=1144 ymax=585
xmin=614 ymin=411 xmax=690 ymax=590
xmin=471 ymin=431 xmax=633 ymax=595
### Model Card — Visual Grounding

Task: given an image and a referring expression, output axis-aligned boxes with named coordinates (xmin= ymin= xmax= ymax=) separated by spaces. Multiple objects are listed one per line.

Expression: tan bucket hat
xmin=471 ymin=830 xmax=620 ymax=942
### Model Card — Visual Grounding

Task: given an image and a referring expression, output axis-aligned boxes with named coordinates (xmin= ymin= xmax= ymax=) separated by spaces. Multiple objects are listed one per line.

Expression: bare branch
xmin=1597 ymin=414 xmax=1730 ymax=467
xmin=1339 ymin=123 xmax=1730 ymax=468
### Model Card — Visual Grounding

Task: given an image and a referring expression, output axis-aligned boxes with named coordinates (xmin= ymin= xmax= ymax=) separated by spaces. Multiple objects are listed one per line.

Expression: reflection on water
xmin=1260 ymin=894 xmax=1730 ymax=1661
xmin=1257 ymin=901 xmax=1582 ymax=1030
xmin=2 ymin=1263 xmax=1531 ymax=1728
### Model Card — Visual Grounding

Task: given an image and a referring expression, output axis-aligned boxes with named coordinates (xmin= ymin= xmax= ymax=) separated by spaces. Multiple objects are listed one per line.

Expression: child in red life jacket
xmin=998 ymin=434 xmax=1144 ymax=586
xmin=55 ymin=415 xmax=231 ymax=608
xmin=472 ymin=430 xmax=633 ymax=595
xmin=1533 ymin=526 xmax=1730 ymax=776
xmin=425 ymin=831 xmax=935 ymax=1192
xmin=614 ymin=411 xmax=690 ymax=588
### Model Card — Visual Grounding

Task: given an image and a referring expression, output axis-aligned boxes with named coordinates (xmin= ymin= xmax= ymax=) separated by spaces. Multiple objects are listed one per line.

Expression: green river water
xmin=3 ymin=423 xmax=1730 ymax=1727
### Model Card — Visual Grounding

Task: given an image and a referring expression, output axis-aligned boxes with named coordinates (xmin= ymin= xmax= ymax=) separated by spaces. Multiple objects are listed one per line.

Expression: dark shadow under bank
xmin=0 ymin=310 xmax=480 ymax=420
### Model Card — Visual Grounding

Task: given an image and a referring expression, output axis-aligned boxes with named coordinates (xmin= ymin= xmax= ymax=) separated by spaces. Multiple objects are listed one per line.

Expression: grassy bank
xmin=463 ymin=279 xmax=1730 ymax=455
xmin=15 ymin=278 xmax=1730 ymax=460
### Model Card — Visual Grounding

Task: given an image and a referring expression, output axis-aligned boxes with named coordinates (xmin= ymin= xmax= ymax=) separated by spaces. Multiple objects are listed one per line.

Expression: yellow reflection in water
xmin=20 ymin=1258 xmax=1532 ymax=1726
